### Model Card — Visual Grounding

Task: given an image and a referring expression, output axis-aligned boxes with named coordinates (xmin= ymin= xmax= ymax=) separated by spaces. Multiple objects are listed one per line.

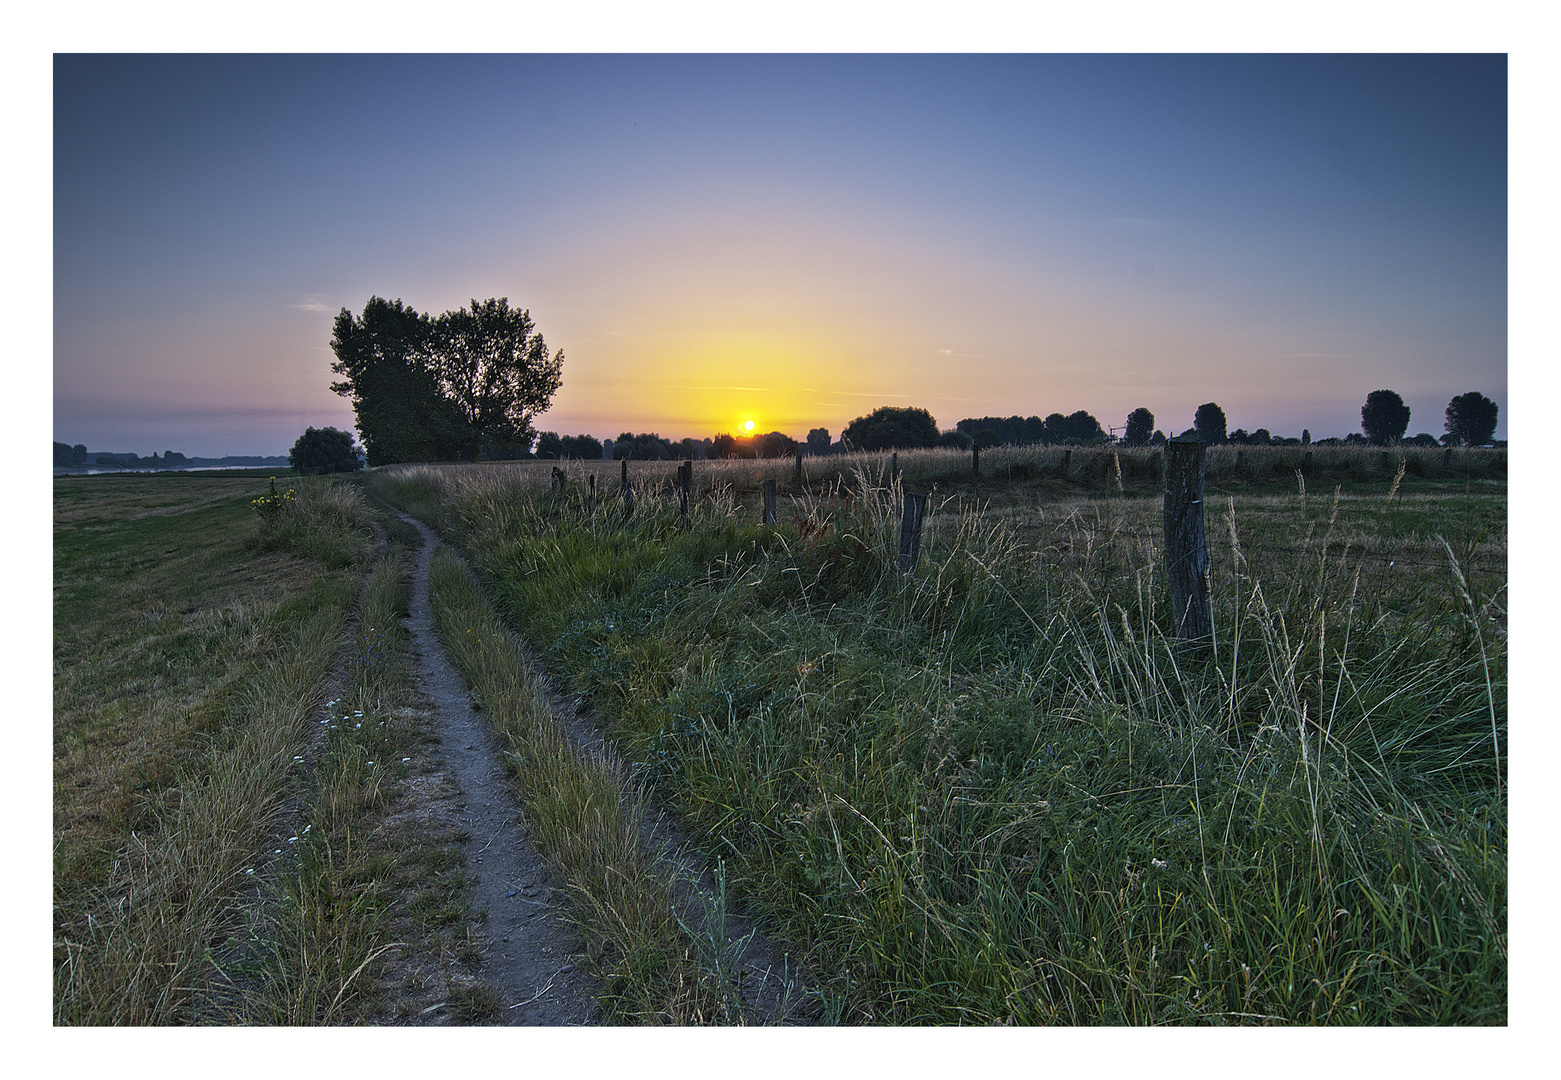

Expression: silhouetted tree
xmin=612 ymin=432 xmax=677 ymax=460
xmin=330 ymin=296 xmax=562 ymax=464
xmin=755 ymin=431 xmax=798 ymax=458
xmin=1193 ymin=403 xmax=1227 ymax=444
xmin=330 ymin=297 xmax=449 ymax=465
xmin=54 ymin=442 xmax=88 ymax=467
xmin=842 ymin=406 xmax=939 ymax=451
xmin=1360 ymin=389 xmax=1411 ymax=445
xmin=937 ymin=429 xmax=974 ymax=449
xmin=1443 ymin=391 xmax=1498 ymax=446
xmin=1123 ymin=407 xmax=1155 ymax=447
xmin=806 ymin=427 xmax=831 ymax=454
xmin=426 ymin=298 xmax=563 ymax=461
xmin=288 ymin=426 xmax=363 ymax=474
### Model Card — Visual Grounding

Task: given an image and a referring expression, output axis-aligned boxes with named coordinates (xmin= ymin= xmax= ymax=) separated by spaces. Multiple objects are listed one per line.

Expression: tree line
xmin=325 ymin=297 xmax=1500 ymax=464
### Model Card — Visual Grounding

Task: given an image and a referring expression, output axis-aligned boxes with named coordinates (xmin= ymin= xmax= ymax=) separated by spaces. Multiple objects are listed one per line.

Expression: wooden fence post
xmin=1443 ymin=447 xmax=1454 ymax=466
xmin=972 ymin=445 xmax=980 ymax=476
xmin=678 ymin=460 xmax=692 ymax=524
xmin=1303 ymin=450 xmax=1312 ymax=473
xmin=621 ymin=458 xmax=628 ymax=487
xmin=891 ymin=452 xmax=899 ymax=483
xmin=588 ymin=474 xmax=596 ymax=512
xmin=898 ymin=491 xmax=927 ymax=573
xmin=763 ymin=478 xmax=777 ymax=525
xmin=1163 ymin=438 xmax=1212 ymax=652
xmin=1235 ymin=449 xmax=1246 ymax=470
xmin=551 ymin=466 xmax=566 ymax=493
xmin=794 ymin=451 xmax=803 ymax=485
xmin=1060 ymin=448 xmax=1072 ymax=474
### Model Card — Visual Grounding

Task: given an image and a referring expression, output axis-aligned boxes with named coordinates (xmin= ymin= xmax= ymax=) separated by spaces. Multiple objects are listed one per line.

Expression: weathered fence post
xmin=551 ymin=466 xmax=566 ymax=493
xmin=1060 ymin=448 xmax=1072 ymax=474
xmin=1443 ymin=447 xmax=1454 ymax=466
xmin=1235 ymin=449 xmax=1246 ymax=471
xmin=621 ymin=458 xmax=628 ymax=487
xmin=1303 ymin=450 xmax=1313 ymax=473
xmin=588 ymin=474 xmax=596 ymax=513
xmin=891 ymin=452 xmax=899 ymax=483
xmin=763 ymin=478 xmax=777 ymax=525
xmin=1163 ymin=437 xmax=1212 ymax=652
xmin=794 ymin=451 xmax=803 ymax=485
xmin=677 ymin=460 xmax=692 ymax=524
xmin=898 ymin=490 xmax=927 ymax=573
xmin=972 ymin=445 xmax=980 ymax=476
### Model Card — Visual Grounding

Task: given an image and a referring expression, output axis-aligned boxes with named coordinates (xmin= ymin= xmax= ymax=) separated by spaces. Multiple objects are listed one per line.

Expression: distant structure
xmin=602 ymin=438 xmax=613 ymax=460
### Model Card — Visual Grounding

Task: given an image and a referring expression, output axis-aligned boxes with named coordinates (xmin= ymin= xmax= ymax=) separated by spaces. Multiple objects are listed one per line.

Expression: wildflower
xmin=1152 ymin=858 xmax=1167 ymax=869
xmin=287 ymin=836 xmax=298 ymax=843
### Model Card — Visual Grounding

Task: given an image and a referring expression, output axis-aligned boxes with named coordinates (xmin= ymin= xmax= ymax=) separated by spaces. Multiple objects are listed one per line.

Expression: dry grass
xmin=371 ymin=451 xmax=1506 ymax=1025
xmin=53 ymin=474 xmax=377 ymax=1024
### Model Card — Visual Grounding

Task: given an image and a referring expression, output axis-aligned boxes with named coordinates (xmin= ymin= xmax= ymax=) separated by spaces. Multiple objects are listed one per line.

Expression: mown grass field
xmin=372 ymin=443 xmax=1506 ymax=1025
xmin=52 ymin=471 xmax=490 ymax=1024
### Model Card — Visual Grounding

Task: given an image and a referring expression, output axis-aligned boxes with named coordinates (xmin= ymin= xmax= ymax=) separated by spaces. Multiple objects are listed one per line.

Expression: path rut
xmin=399 ymin=514 xmax=597 ymax=1024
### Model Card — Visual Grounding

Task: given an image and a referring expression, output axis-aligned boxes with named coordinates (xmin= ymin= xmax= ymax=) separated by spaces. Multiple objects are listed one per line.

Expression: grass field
xmin=52 ymin=471 xmax=489 ymax=1024
xmin=371 ymin=443 xmax=1506 ymax=1025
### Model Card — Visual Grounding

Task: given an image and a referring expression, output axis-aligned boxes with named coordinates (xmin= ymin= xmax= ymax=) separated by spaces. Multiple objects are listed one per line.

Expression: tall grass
xmin=425 ymin=545 xmax=774 ymax=1023
xmin=371 ymin=458 xmax=1505 ymax=1024
xmin=54 ymin=478 xmax=378 ymax=1025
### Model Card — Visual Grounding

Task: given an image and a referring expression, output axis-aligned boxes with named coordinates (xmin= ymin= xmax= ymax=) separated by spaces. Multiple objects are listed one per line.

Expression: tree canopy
xmin=535 ymin=432 xmax=604 ymax=460
xmin=1193 ymin=402 xmax=1227 ymax=444
xmin=1361 ymin=389 xmax=1411 ymax=445
xmin=1444 ymin=391 xmax=1498 ymax=446
xmin=843 ymin=406 xmax=939 ymax=451
xmin=1123 ymin=407 xmax=1155 ymax=447
xmin=330 ymin=296 xmax=563 ymax=464
xmin=288 ymin=426 xmax=363 ymax=474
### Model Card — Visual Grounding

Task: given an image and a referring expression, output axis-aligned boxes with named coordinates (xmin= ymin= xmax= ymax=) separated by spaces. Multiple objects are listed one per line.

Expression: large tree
xmin=1443 ymin=391 xmax=1498 ymax=446
xmin=1361 ymin=389 xmax=1411 ymax=445
xmin=330 ymin=296 xmax=563 ymax=464
xmin=428 ymin=298 xmax=564 ymax=461
xmin=842 ymin=406 xmax=939 ymax=451
xmin=1193 ymin=402 xmax=1227 ymax=444
xmin=1123 ymin=407 xmax=1155 ymax=447
xmin=288 ymin=426 xmax=363 ymax=474
xmin=330 ymin=298 xmax=452 ymax=465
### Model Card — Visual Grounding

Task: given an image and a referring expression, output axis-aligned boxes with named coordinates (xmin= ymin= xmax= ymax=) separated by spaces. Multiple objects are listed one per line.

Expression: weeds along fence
xmin=375 ymin=442 xmax=1504 ymax=501
xmin=369 ymin=443 xmax=1506 ymax=637
xmin=367 ymin=442 xmax=1507 ymax=1024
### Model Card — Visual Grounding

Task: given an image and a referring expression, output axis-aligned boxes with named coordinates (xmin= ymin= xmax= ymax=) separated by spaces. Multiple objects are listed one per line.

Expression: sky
xmin=20 ymin=9 xmax=1553 ymax=1066
xmin=53 ymin=53 xmax=1506 ymax=455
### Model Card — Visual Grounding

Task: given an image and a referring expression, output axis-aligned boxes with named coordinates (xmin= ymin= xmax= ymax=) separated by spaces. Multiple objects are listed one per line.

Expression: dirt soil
xmin=394 ymin=512 xmax=813 ymax=1025
xmin=396 ymin=515 xmax=597 ymax=1024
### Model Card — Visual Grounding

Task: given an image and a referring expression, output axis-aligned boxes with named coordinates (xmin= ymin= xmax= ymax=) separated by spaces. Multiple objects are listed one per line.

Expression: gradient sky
xmin=53 ymin=53 xmax=1507 ymax=456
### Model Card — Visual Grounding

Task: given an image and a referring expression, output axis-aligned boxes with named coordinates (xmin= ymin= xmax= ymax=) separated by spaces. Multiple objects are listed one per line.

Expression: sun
xmin=742 ymin=420 xmax=756 ymax=433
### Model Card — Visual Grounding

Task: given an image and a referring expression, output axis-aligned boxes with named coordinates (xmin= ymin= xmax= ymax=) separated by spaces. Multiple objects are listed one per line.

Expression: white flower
xmin=1152 ymin=858 xmax=1167 ymax=869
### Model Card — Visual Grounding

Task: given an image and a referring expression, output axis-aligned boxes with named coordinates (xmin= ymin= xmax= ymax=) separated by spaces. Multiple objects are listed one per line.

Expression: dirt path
xmin=398 ymin=514 xmax=597 ymax=1024
xmin=395 ymin=511 xmax=814 ymax=1025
